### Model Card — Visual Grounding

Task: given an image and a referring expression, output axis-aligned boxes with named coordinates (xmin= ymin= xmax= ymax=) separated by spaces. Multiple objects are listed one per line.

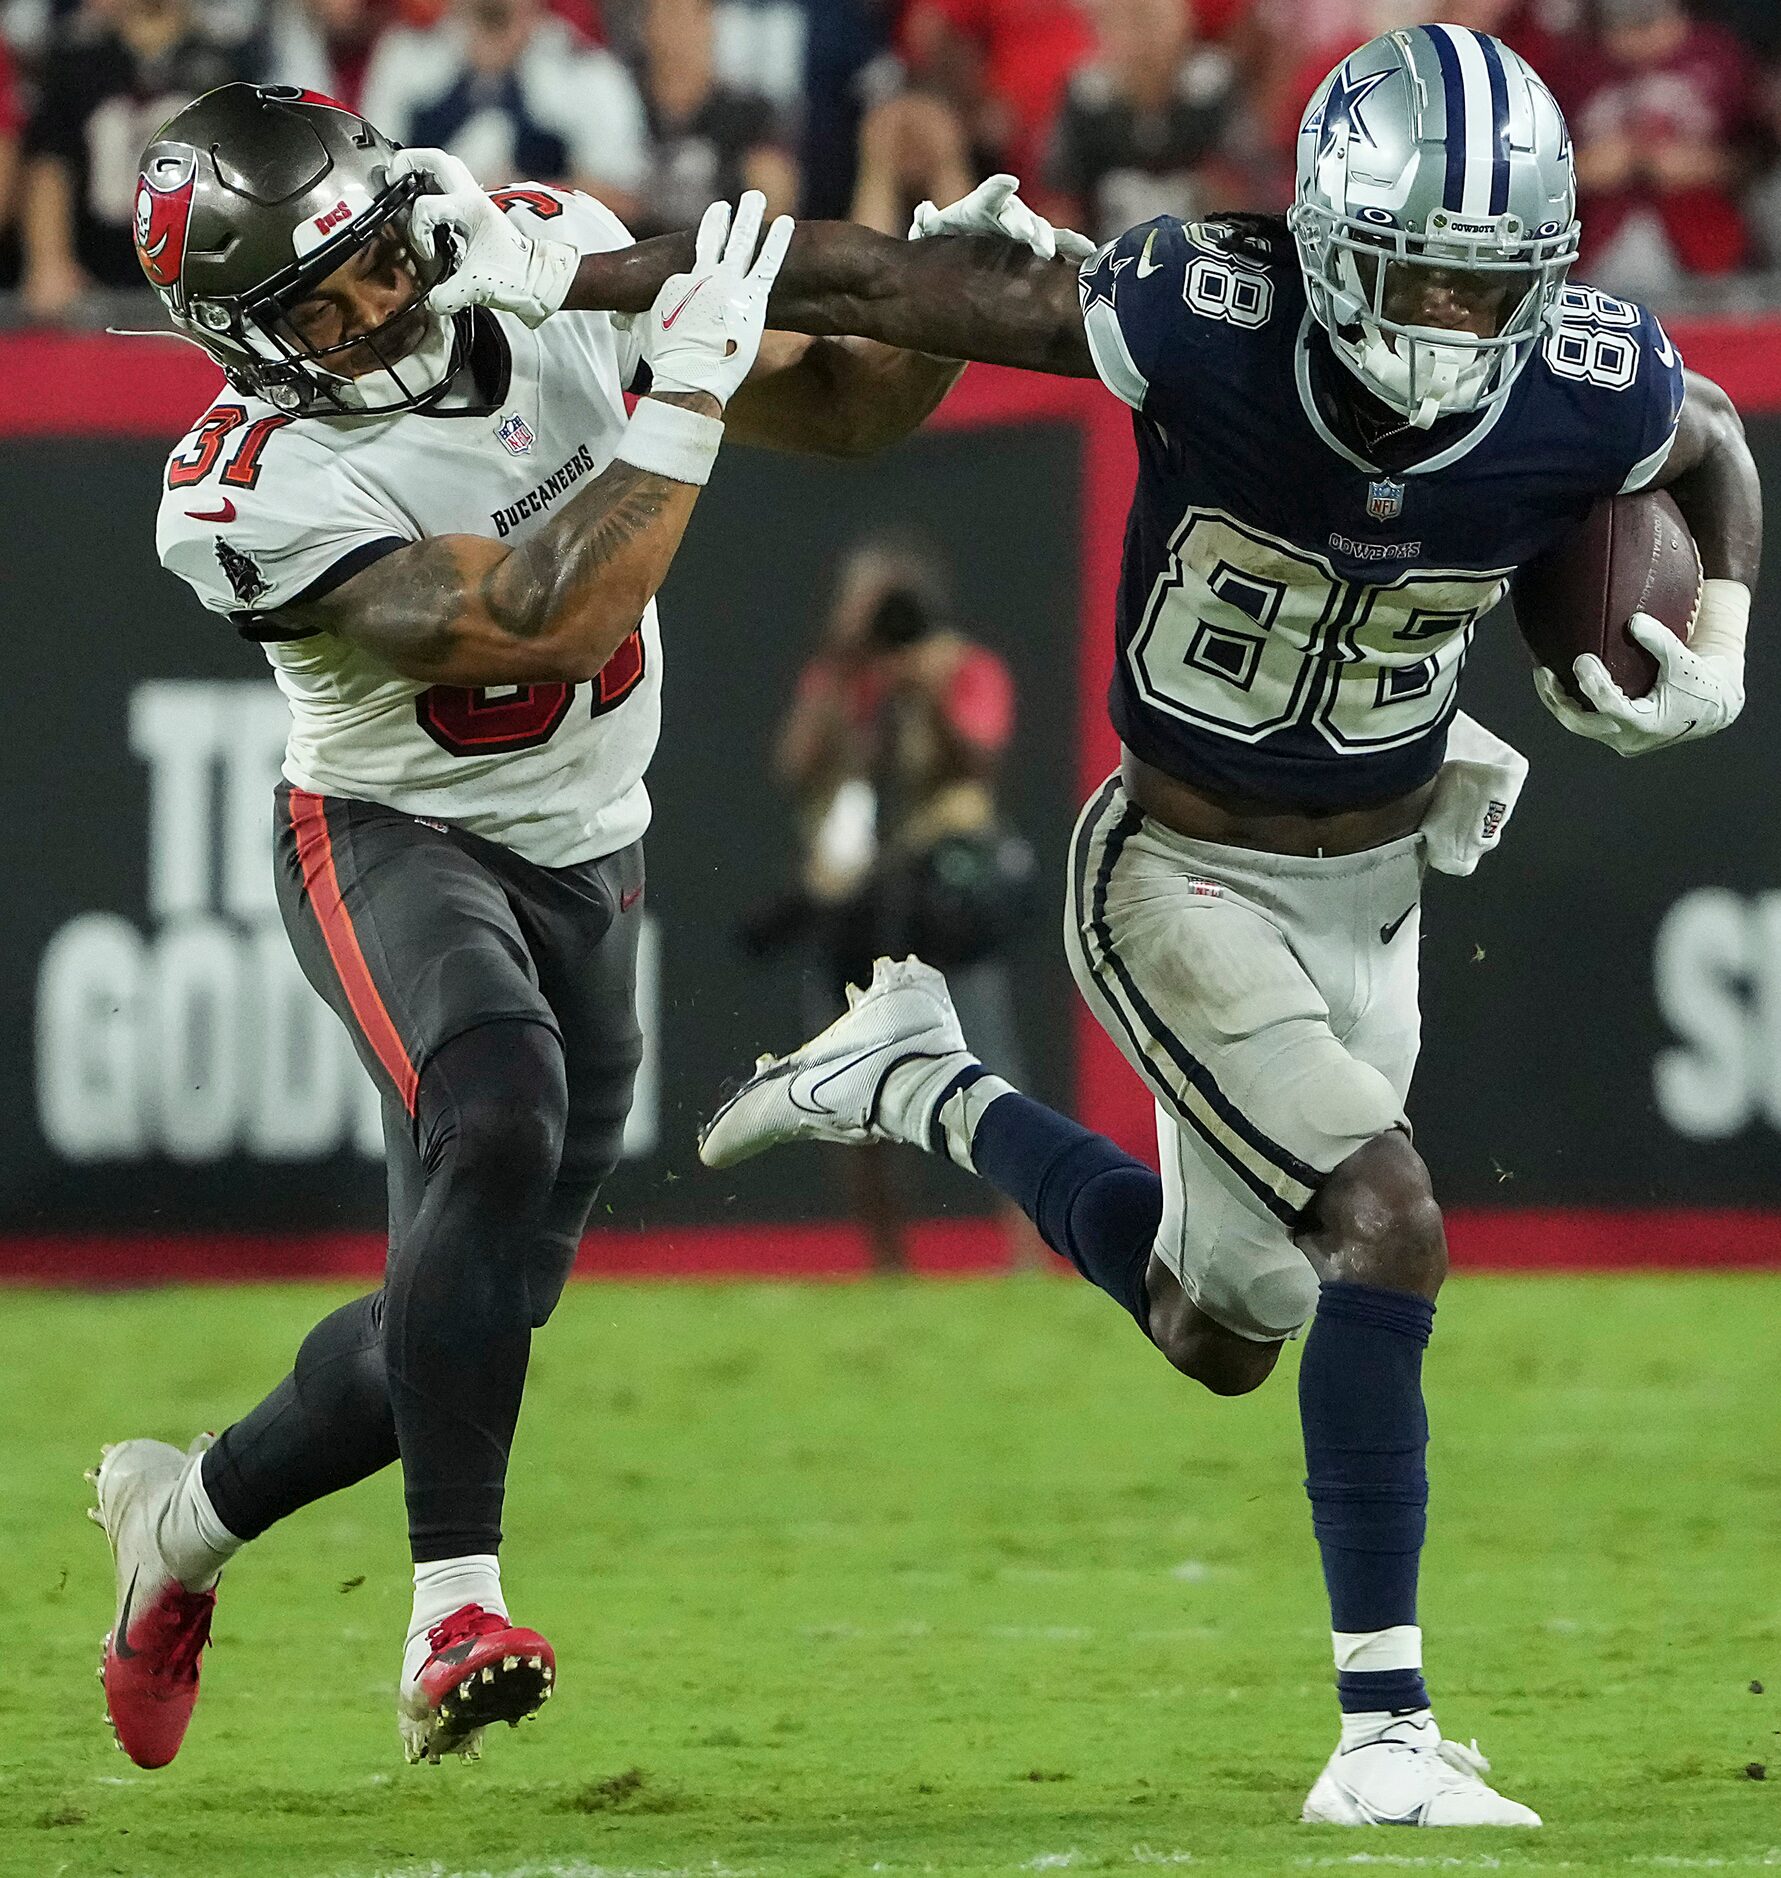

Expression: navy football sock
xmin=968 ymin=1092 xmax=1160 ymax=1330
xmin=1299 ymin=1280 xmax=1435 ymax=1715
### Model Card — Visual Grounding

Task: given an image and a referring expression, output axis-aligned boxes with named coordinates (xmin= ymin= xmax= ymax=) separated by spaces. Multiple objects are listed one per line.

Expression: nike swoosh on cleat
xmin=1379 ymin=906 xmax=1415 ymax=945
xmin=788 ymin=1056 xmax=869 ymax=1117
xmin=113 ymin=1568 xmax=142 ymax=1660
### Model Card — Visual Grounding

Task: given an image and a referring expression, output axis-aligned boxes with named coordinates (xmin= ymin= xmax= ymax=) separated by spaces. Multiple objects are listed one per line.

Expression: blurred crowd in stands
xmin=3 ymin=0 xmax=1781 ymax=324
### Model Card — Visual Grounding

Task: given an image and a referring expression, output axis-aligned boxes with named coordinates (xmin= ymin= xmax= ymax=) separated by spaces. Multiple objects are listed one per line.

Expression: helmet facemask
xmin=181 ymin=172 xmax=461 ymax=417
xmin=1292 ymin=201 xmax=1578 ymax=430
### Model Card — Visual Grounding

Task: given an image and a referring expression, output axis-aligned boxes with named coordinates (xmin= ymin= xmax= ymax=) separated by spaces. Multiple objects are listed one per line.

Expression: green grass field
xmin=2 ymin=1272 xmax=1776 ymax=1878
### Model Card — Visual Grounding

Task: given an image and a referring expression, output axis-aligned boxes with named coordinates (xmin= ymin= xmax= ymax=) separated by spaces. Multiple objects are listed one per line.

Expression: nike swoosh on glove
xmin=641 ymin=191 xmax=794 ymax=408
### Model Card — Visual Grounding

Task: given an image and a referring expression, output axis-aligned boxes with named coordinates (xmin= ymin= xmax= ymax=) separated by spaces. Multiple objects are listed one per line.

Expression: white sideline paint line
xmin=1294 ymin=1859 xmax=1517 ymax=1871
xmin=1295 ymin=1857 xmax=1781 ymax=1873
xmin=989 ymin=1626 xmax=1094 ymax=1641
xmin=331 ymin=1862 xmax=758 ymax=1878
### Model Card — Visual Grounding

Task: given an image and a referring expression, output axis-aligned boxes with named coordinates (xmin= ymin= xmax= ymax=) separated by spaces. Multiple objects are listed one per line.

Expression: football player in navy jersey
xmin=433 ymin=25 xmax=1760 ymax=1827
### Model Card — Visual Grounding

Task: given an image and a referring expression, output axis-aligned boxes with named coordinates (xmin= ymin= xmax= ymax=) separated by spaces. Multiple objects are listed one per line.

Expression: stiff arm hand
xmin=909 ymin=174 xmax=1096 ymax=263
xmin=392 ymin=147 xmax=580 ymax=328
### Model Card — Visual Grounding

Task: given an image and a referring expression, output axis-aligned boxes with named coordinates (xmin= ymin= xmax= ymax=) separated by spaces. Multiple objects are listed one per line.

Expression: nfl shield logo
xmin=496 ymin=412 xmax=535 ymax=455
xmin=1366 ymin=477 xmax=1405 ymax=523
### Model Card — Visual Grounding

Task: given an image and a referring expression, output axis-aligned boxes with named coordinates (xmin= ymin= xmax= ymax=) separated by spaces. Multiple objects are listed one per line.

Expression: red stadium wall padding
xmin=5 ymin=1207 xmax=1781 ymax=1285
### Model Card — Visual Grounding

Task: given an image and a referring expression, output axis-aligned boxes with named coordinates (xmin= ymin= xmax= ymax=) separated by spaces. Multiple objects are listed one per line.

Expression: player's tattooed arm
xmin=575 ymin=225 xmax=1096 ymax=379
xmin=272 ymin=392 xmax=719 ymax=686
xmin=1650 ymin=369 xmax=1763 ymax=588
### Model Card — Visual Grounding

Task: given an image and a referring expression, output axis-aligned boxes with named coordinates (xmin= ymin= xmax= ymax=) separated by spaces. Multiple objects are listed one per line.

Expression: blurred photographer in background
xmin=747 ymin=538 xmax=1041 ymax=1273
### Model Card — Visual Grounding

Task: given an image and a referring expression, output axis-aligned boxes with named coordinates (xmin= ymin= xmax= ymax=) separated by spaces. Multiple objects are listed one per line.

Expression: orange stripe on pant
xmin=288 ymin=789 xmax=421 ymax=1116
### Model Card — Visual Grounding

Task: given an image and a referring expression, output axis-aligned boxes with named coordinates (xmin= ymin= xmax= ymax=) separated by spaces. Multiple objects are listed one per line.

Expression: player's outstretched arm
xmin=275 ymin=198 xmax=791 ymax=687
xmin=716 ymin=178 xmax=1095 ymax=457
xmin=571 ymin=223 xmax=1097 ymax=380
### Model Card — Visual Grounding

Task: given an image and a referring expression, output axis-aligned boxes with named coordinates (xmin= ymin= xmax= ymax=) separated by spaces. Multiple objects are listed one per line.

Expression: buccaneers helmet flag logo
xmin=134 ymin=148 xmax=199 ymax=293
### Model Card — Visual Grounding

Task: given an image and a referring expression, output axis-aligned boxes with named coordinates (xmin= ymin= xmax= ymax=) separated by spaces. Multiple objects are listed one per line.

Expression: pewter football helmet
xmin=135 ymin=84 xmax=459 ymax=417
xmin=1288 ymin=25 xmax=1579 ymax=429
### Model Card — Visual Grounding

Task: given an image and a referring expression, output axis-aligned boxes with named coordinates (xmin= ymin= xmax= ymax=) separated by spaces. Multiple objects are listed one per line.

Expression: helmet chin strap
xmin=324 ymin=309 xmax=456 ymax=413
xmin=1350 ymin=323 xmax=1493 ymax=431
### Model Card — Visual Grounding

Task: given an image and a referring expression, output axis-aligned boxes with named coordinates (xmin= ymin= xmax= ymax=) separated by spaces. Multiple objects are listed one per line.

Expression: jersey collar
xmin=415 ymin=308 xmax=513 ymax=420
xmin=1293 ymin=313 xmax=1510 ymax=478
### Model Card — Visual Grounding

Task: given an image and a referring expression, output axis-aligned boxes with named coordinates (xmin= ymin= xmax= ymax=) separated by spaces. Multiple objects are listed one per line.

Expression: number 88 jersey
xmin=1077 ymin=215 xmax=1685 ymax=808
xmin=155 ymin=186 xmax=661 ymax=870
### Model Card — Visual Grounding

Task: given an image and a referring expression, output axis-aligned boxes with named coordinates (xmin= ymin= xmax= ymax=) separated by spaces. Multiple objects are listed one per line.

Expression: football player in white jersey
xmin=433 ymin=26 xmax=1762 ymax=1828
xmin=91 ymin=82 xmax=1006 ymax=1771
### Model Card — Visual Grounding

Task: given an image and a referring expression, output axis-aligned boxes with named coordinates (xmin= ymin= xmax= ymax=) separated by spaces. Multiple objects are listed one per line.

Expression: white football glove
xmin=391 ymin=147 xmax=579 ymax=328
xmin=1532 ymin=579 xmax=1749 ymax=757
xmin=642 ymin=191 xmax=793 ymax=409
xmin=909 ymin=173 xmax=1096 ymax=263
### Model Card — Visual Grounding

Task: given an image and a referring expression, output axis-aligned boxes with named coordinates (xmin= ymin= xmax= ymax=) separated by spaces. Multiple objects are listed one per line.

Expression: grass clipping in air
xmin=4 ymin=1272 xmax=1776 ymax=1877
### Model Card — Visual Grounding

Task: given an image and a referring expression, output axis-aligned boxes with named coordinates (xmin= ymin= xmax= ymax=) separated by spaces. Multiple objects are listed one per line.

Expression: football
xmin=1512 ymin=488 xmax=1703 ymax=704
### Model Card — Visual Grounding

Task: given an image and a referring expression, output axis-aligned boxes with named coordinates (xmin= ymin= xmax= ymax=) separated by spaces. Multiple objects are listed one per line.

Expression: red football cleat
xmin=89 ymin=1439 xmax=220 ymax=1769
xmin=398 ymin=1603 xmax=556 ymax=1764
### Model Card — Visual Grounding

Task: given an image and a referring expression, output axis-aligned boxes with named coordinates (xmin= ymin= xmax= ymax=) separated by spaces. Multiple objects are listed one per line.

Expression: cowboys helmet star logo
xmin=1307 ymin=63 xmax=1393 ymax=162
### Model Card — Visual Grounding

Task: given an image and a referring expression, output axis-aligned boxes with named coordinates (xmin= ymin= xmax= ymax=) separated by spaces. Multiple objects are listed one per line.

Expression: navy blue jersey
xmin=1078 ymin=215 xmax=1686 ymax=808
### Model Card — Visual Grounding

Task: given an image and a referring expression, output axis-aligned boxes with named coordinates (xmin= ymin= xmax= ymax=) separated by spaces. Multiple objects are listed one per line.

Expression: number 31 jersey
xmin=1077 ymin=216 xmax=1686 ymax=809
xmin=156 ymin=187 xmax=659 ymax=869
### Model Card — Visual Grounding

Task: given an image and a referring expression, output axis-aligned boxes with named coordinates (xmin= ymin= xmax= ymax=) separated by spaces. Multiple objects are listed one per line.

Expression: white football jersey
xmin=157 ymin=187 xmax=660 ymax=869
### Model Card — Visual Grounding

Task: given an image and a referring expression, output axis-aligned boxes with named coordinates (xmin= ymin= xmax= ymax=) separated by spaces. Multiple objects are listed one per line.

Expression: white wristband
xmin=1692 ymin=577 xmax=1751 ymax=664
xmin=614 ymin=397 xmax=724 ymax=486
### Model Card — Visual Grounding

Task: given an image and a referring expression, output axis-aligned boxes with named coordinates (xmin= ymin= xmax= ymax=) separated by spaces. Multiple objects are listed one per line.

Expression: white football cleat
xmin=1302 ymin=1714 xmax=1541 ymax=1827
xmin=699 ymin=955 xmax=975 ymax=1168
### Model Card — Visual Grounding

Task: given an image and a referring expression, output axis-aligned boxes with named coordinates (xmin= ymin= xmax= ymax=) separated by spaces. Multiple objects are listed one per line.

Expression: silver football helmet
xmin=1288 ymin=25 xmax=1579 ymax=430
